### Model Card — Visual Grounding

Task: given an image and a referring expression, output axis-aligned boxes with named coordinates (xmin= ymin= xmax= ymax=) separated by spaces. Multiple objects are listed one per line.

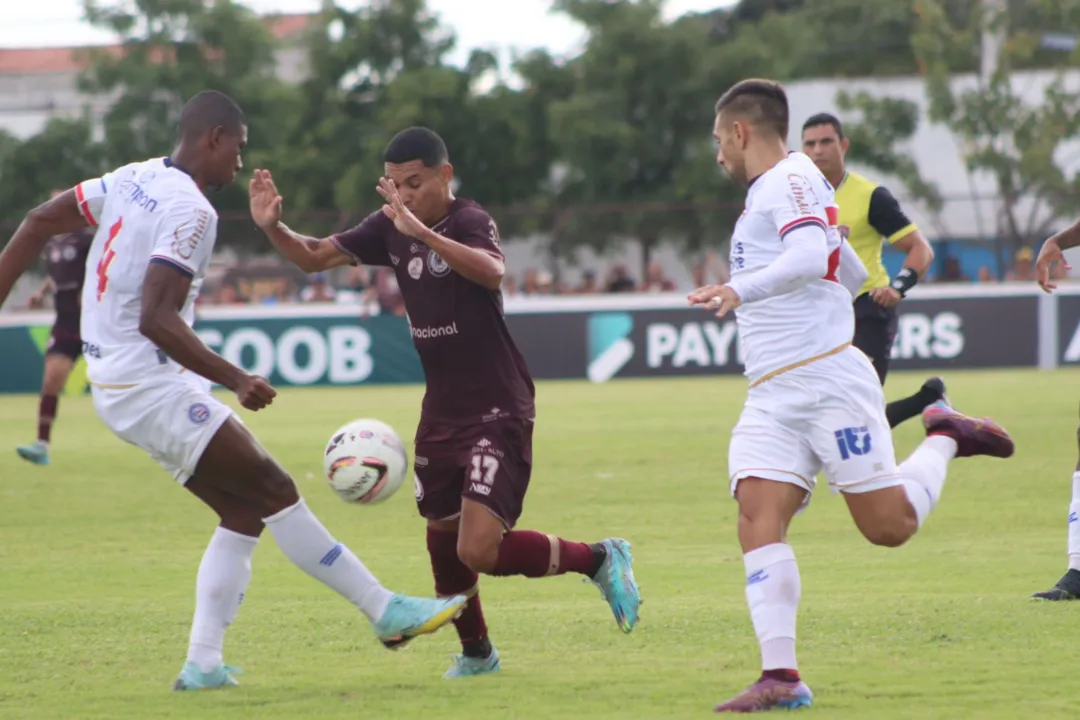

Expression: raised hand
xmin=376 ymin=177 xmax=428 ymax=239
xmin=249 ymin=169 xmax=284 ymax=231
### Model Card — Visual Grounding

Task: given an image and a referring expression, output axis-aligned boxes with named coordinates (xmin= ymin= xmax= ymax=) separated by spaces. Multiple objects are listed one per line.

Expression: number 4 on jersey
xmin=96 ymin=217 xmax=122 ymax=302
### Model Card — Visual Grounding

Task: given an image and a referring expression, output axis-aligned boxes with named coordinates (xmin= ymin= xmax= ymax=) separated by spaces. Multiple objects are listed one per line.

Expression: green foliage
xmin=5 ymin=0 xmax=1080 ymax=260
xmin=0 ymin=117 xmax=107 ymax=226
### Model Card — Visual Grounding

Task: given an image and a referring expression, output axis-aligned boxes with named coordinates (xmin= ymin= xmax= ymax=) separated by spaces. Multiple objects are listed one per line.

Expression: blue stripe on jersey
xmin=149 ymin=256 xmax=195 ymax=279
xmin=99 ymin=178 xmax=107 ymax=194
xmin=779 ymin=216 xmax=827 ymax=240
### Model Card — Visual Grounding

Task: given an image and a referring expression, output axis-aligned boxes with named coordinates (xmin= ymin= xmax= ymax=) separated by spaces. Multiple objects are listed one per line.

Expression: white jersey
xmin=77 ymin=158 xmax=218 ymax=386
xmin=728 ymin=152 xmax=854 ymax=382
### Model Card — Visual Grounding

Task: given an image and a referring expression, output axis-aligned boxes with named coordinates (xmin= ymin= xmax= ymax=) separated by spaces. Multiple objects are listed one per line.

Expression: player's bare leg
xmin=884 ymin=376 xmax=948 ymax=429
xmin=844 ymin=400 xmax=1014 ymax=551
xmin=17 ymin=353 xmax=76 ymax=466
xmin=1032 ymin=402 xmax=1080 ymax=600
xmin=172 ymin=418 xmax=465 ymax=691
xmin=715 ymin=478 xmax=813 ymax=713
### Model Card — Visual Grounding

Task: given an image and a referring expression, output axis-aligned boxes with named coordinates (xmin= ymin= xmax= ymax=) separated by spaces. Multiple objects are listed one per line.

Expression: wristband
xmin=890 ymin=267 xmax=918 ymax=297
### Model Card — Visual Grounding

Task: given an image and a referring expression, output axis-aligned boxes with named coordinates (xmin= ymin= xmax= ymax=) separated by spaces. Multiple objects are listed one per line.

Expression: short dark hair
xmin=383 ymin=127 xmax=449 ymax=167
xmin=714 ymin=79 xmax=789 ymax=139
xmin=177 ymin=90 xmax=245 ymax=141
xmin=802 ymin=112 xmax=844 ymax=140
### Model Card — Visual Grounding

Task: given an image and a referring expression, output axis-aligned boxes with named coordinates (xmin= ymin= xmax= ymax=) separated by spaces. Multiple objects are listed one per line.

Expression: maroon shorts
xmin=46 ymin=322 xmax=82 ymax=361
xmin=413 ymin=418 xmax=533 ymax=529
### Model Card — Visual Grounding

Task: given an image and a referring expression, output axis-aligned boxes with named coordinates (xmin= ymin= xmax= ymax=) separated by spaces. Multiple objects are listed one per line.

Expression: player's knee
xmin=861 ymin=515 xmax=917 ymax=548
xmin=252 ymin=454 xmax=299 ymax=515
xmin=457 ymin=536 xmax=499 ymax=574
xmin=220 ymin=513 xmax=265 ymax=538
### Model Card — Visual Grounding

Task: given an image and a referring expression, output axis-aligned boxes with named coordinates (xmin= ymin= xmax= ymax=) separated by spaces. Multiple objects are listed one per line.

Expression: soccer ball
xmin=323 ymin=419 xmax=409 ymax=505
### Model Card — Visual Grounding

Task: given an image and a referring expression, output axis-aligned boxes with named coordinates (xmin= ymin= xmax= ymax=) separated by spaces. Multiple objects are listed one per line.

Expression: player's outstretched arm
xmin=1037 ymin=219 xmax=1080 ymax=292
xmin=726 ymin=225 xmax=830 ymax=305
xmin=140 ymin=263 xmax=275 ymax=410
xmin=249 ymin=169 xmax=351 ymax=273
xmin=0 ymin=190 xmax=88 ymax=308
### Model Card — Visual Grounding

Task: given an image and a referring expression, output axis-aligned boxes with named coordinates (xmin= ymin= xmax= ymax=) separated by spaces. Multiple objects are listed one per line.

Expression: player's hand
xmin=870 ymin=286 xmax=902 ymax=307
xmin=249 ymin=169 xmax=284 ymax=231
xmin=376 ymin=178 xmax=427 ymax=238
xmin=837 ymin=224 xmax=851 ymax=240
xmin=1036 ymin=237 xmax=1070 ymax=293
xmin=233 ymin=373 xmax=277 ymax=411
xmin=688 ymin=284 xmax=742 ymax=318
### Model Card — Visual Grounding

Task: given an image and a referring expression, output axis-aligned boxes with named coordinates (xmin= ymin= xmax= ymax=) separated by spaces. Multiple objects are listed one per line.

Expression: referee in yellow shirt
xmin=801 ymin=113 xmax=944 ymax=429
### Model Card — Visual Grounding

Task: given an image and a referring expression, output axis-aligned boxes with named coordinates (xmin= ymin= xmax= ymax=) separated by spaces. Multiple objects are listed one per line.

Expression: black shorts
xmin=413 ymin=418 xmax=534 ymax=529
xmin=46 ymin=319 xmax=82 ymax=361
xmin=852 ymin=293 xmax=898 ymax=385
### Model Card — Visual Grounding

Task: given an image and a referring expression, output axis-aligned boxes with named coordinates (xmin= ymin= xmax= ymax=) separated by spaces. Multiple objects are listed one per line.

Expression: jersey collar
xmin=163 ymin=156 xmax=194 ymax=178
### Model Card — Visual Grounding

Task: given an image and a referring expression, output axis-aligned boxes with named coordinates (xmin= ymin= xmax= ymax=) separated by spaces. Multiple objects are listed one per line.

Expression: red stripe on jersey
xmin=823 ymin=246 xmax=840 ymax=283
xmin=75 ymin=183 xmax=98 ymax=226
xmin=826 ymin=206 xmax=838 ymax=226
xmin=778 ymin=216 xmax=827 ymax=239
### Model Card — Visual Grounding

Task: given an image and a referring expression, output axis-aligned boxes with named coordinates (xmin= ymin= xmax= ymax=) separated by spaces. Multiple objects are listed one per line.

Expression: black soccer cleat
xmin=921 ymin=376 xmax=949 ymax=408
xmin=1031 ymin=569 xmax=1080 ymax=601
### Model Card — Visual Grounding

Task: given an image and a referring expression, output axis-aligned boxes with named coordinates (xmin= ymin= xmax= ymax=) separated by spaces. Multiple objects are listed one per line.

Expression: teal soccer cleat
xmin=374 ymin=593 xmax=467 ymax=650
xmin=443 ymin=647 xmax=501 ymax=679
xmin=588 ymin=538 xmax=642 ymax=633
xmin=16 ymin=442 xmax=50 ymax=466
xmin=172 ymin=661 xmax=241 ymax=691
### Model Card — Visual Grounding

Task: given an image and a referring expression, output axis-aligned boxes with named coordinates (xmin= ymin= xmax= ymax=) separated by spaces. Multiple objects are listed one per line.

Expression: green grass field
xmin=1 ymin=370 xmax=1078 ymax=719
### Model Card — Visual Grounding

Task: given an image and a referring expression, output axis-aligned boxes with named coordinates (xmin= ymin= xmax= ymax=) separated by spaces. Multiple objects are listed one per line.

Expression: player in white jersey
xmin=0 ymin=90 xmax=465 ymax=692
xmin=688 ymin=80 xmax=1016 ymax=713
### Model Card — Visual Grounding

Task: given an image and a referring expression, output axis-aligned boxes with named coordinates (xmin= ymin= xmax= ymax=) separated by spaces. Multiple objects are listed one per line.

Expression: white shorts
xmin=728 ymin=346 xmax=902 ymax=510
xmin=92 ymin=372 xmax=235 ymax=485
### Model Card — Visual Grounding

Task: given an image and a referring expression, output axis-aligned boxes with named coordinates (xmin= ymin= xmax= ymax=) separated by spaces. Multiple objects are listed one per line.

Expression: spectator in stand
xmin=606 ymin=264 xmax=636 ymax=293
xmin=521 ymin=268 xmax=540 ymax=295
xmin=641 ymin=262 xmax=675 ymax=293
xmin=937 ymin=257 xmax=970 ymax=283
xmin=977 ymin=266 xmax=993 ymax=283
xmin=575 ymin=270 xmax=600 ymax=294
xmin=1006 ymin=247 xmax=1037 ymax=282
xmin=301 ymin=272 xmax=337 ymax=302
xmin=362 ymin=267 xmax=406 ymax=317
xmin=503 ymin=275 xmax=520 ymax=297
xmin=535 ymin=270 xmax=558 ymax=295
xmin=690 ymin=249 xmax=729 ymax=290
xmin=215 ymin=283 xmax=244 ymax=304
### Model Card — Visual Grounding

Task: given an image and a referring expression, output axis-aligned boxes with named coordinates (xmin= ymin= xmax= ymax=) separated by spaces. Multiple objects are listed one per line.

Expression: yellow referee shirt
xmin=835 ymin=171 xmax=917 ymax=296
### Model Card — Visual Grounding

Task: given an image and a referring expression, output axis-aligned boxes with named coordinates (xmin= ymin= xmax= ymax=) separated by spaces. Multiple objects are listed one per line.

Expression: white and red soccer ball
xmin=323 ymin=419 xmax=408 ymax=505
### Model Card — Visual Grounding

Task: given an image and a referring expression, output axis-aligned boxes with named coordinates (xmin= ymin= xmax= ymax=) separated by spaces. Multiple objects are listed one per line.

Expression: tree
xmin=0 ymin=117 xmax=107 ymax=228
xmin=540 ymin=0 xmax=744 ymax=276
xmin=78 ymin=0 xmax=297 ymax=222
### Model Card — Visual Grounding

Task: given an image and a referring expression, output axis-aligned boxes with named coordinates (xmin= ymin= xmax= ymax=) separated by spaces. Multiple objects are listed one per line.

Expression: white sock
xmin=743 ymin=543 xmax=800 ymax=671
xmin=1069 ymin=472 xmax=1080 ymax=572
xmin=187 ymin=527 xmax=258 ymax=673
xmin=899 ymin=435 xmax=957 ymax=528
xmin=263 ymin=498 xmax=393 ymax=623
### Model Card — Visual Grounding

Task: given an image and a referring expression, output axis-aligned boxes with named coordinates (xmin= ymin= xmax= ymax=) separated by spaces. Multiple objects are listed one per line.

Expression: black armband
xmin=890 ymin=267 xmax=919 ymax=297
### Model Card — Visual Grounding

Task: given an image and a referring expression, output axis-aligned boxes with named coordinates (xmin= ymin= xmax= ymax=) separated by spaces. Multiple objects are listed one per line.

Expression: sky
xmin=0 ymin=0 xmax=733 ymax=67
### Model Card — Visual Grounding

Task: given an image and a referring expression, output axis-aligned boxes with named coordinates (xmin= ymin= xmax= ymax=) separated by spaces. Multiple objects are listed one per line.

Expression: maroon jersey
xmin=332 ymin=199 xmax=535 ymax=426
xmin=45 ymin=228 xmax=93 ymax=317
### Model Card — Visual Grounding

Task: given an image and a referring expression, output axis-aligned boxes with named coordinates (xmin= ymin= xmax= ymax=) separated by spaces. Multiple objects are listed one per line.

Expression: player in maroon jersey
xmin=250 ymin=127 xmax=642 ymax=677
xmin=17 ymin=192 xmax=94 ymax=466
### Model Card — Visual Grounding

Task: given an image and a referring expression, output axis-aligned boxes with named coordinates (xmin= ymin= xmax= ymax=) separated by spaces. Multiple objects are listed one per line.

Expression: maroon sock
xmin=38 ymin=395 xmax=58 ymax=443
xmin=426 ymin=528 xmax=489 ymax=655
xmin=490 ymin=530 xmax=601 ymax=578
xmin=762 ymin=669 xmax=801 ymax=683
